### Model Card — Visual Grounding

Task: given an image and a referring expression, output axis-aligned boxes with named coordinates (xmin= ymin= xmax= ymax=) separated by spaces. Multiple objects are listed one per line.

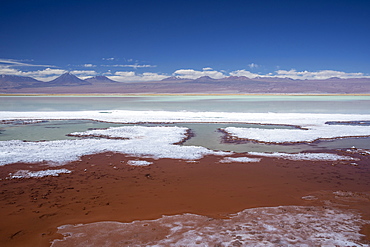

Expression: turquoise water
xmin=1 ymin=95 xmax=370 ymax=152
xmin=1 ymin=95 xmax=370 ymax=113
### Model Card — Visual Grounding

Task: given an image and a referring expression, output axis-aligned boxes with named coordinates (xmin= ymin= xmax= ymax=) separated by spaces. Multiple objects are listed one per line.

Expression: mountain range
xmin=1 ymin=72 xmax=370 ymax=94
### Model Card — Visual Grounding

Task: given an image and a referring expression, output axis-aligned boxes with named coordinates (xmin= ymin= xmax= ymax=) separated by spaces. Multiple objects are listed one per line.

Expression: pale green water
xmin=0 ymin=120 xmax=125 ymax=141
xmin=1 ymin=95 xmax=370 ymax=153
xmin=1 ymin=120 xmax=369 ymax=153
xmin=1 ymin=95 xmax=370 ymax=113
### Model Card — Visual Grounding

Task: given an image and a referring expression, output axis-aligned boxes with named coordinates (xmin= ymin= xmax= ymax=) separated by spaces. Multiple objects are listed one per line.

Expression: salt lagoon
xmin=0 ymin=95 xmax=370 ymax=246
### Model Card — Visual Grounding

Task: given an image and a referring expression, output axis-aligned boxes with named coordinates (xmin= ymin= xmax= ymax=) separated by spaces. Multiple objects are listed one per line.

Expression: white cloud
xmin=0 ymin=65 xmax=99 ymax=81
xmin=173 ymin=69 xmax=226 ymax=79
xmin=32 ymin=68 xmax=66 ymax=76
xmin=202 ymin=67 xmax=213 ymax=71
xmin=1 ymin=61 xmax=369 ymax=83
xmin=141 ymin=72 xmax=168 ymax=81
xmin=83 ymin=64 xmax=96 ymax=68
xmin=229 ymin=69 xmax=370 ymax=80
xmin=274 ymin=69 xmax=369 ymax=80
xmin=25 ymin=68 xmax=67 ymax=81
xmin=103 ymin=70 xmax=113 ymax=75
xmin=229 ymin=69 xmax=260 ymax=78
xmin=102 ymin=57 xmax=115 ymax=61
xmin=114 ymin=71 xmax=136 ymax=77
xmin=248 ymin=63 xmax=259 ymax=69
xmin=108 ymin=71 xmax=167 ymax=82
xmin=0 ymin=66 xmax=19 ymax=75
xmin=70 ymin=70 xmax=98 ymax=79
xmin=0 ymin=58 xmax=56 ymax=68
xmin=0 ymin=66 xmax=67 ymax=81
xmin=102 ymin=64 xmax=156 ymax=69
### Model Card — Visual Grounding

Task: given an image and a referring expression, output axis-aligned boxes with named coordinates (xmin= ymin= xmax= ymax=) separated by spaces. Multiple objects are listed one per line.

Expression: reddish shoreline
xmin=1 ymin=151 xmax=369 ymax=246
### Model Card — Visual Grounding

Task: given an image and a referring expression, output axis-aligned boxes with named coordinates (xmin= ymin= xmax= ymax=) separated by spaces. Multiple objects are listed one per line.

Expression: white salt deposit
xmin=51 ymin=205 xmax=369 ymax=247
xmin=1 ymin=119 xmax=46 ymax=125
xmin=69 ymin=126 xmax=187 ymax=144
xmin=1 ymin=110 xmax=370 ymax=126
xmin=127 ymin=160 xmax=153 ymax=166
xmin=301 ymin=195 xmax=319 ymax=201
xmin=1 ymin=111 xmax=369 ymax=165
xmin=8 ymin=168 xmax=71 ymax=179
xmin=346 ymin=148 xmax=370 ymax=155
xmin=219 ymin=157 xmax=262 ymax=163
xmin=0 ymin=126 xmax=227 ymax=166
xmin=248 ymin=152 xmax=356 ymax=161
xmin=223 ymin=124 xmax=370 ymax=143
xmin=2 ymin=110 xmax=370 ymax=144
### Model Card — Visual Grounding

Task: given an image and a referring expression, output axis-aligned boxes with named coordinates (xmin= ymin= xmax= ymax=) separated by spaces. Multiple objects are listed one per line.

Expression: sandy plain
xmin=0 ymin=150 xmax=369 ymax=246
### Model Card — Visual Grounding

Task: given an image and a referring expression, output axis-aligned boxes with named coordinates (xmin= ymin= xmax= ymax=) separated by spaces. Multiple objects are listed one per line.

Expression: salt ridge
xmin=51 ymin=205 xmax=369 ymax=247
xmin=223 ymin=125 xmax=370 ymax=143
xmin=127 ymin=160 xmax=153 ymax=166
xmin=1 ymin=110 xmax=370 ymax=126
xmin=69 ymin=126 xmax=188 ymax=144
xmin=8 ymin=168 xmax=71 ymax=179
xmin=219 ymin=157 xmax=262 ymax=163
xmin=248 ymin=152 xmax=356 ymax=161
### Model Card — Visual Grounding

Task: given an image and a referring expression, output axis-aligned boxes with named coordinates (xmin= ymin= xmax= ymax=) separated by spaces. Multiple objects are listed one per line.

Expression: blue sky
xmin=0 ymin=0 xmax=369 ymax=81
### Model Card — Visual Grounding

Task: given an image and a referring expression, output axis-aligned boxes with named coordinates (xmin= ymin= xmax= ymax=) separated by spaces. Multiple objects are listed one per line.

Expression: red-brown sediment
xmin=0 ymin=151 xmax=369 ymax=246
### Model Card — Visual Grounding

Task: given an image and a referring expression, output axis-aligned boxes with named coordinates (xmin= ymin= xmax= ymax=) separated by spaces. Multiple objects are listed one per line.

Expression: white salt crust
xmin=0 ymin=126 xmax=227 ymax=166
xmin=8 ymin=169 xmax=71 ymax=179
xmin=346 ymin=148 xmax=370 ymax=155
xmin=219 ymin=157 xmax=262 ymax=163
xmin=1 ymin=111 xmax=369 ymax=165
xmin=248 ymin=152 xmax=357 ymax=161
xmin=127 ymin=160 xmax=153 ymax=166
xmin=51 ymin=205 xmax=369 ymax=247
xmin=2 ymin=110 xmax=370 ymax=143
xmin=224 ymin=125 xmax=370 ymax=144
xmin=1 ymin=110 xmax=370 ymax=126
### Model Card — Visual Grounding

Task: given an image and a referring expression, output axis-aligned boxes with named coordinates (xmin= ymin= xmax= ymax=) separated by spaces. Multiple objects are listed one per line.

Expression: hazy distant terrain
xmin=1 ymin=73 xmax=370 ymax=94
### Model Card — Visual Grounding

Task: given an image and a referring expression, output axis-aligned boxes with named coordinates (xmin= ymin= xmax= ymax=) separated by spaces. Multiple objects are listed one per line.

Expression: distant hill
xmin=48 ymin=72 xmax=91 ymax=86
xmin=85 ymin=76 xmax=118 ymax=83
xmin=221 ymin=76 xmax=252 ymax=81
xmin=161 ymin=76 xmax=190 ymax=82
xmin=0 ymin=74 xmax=41 ymax=88
xmin=192 ymin=76 xmax=217 ymax=82
xmin=1 ymin=73 xmax=370 ymax=94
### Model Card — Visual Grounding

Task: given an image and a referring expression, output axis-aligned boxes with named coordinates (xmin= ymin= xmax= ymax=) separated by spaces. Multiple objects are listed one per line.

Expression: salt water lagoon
xmin=2 ymin=95 xmax=370 ymax=153
xmin=1 ymin=95 xmax=370 ymax=247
